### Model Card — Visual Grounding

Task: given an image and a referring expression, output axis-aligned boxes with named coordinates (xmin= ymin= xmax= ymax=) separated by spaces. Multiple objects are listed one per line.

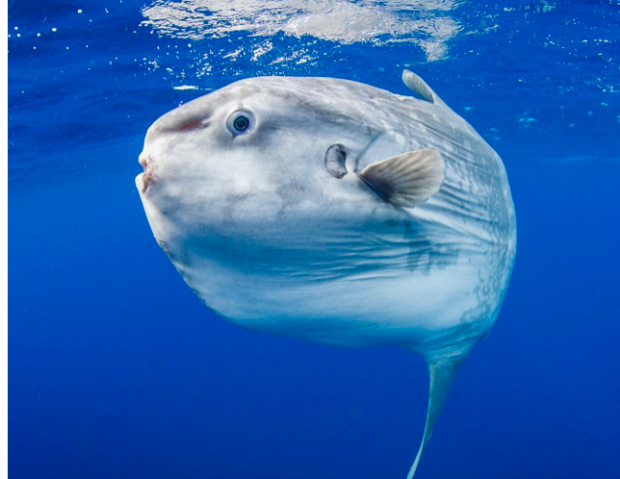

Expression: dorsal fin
xmin=406 ymin=353 xmax=467 ymax=479
xmin=402 ymin=70 xmax=445 ymax=106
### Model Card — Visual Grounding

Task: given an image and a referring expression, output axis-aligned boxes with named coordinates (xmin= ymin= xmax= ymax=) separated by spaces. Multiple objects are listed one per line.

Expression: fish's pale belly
xmin=174 ymin=251 xmax=491 ymax=353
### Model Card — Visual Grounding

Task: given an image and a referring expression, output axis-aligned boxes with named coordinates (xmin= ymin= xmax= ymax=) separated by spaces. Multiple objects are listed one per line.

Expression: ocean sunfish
xmin=136 ymin=70 xmax=517 ymax=477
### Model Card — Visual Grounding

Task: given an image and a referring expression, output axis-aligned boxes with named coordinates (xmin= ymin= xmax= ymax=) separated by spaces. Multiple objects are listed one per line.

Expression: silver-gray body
xmin=139 ymin=77 xmax=516 ymax=357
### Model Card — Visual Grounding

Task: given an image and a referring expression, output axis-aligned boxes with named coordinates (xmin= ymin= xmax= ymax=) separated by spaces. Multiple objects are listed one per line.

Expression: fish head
xmin=136 ymin=77 xmax=404 ymax=272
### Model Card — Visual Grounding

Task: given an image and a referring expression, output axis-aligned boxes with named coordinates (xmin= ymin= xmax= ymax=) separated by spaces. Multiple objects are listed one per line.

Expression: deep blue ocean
xmin=8 ymin=1 xmax=620 ymax=478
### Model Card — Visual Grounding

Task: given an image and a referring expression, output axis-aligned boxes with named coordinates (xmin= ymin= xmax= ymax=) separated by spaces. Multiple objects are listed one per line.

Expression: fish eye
xmin=234 ymin=116 xmax=249 ymax=131
xmin=227 ymin=110 xmax=255 ymax=135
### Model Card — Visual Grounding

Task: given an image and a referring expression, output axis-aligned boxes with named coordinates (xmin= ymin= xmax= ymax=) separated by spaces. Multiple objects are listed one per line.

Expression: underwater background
xmin=8 ymin=1 xmax=620 ymax=478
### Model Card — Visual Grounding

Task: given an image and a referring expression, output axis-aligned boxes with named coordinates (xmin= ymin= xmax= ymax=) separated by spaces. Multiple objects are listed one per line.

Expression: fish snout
xmin=138 ymin=152 xmax=157 ymax=193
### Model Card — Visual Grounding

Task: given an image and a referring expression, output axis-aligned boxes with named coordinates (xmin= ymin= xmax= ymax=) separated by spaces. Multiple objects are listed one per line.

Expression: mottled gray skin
xmin=137 ymin=75 xmax=515 ymax=356
xmin=136 ymin=73 xmax=516 ymax=477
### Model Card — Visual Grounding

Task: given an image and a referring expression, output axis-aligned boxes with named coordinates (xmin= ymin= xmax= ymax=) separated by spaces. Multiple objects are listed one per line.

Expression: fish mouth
xmin=137 ymin=153 xmax=157 ymax=193
xmin=135 ymin=172 xmax=146 ymax=194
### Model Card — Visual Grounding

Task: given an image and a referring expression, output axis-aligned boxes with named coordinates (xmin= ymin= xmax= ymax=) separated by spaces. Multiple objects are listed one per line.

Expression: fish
xmin=136 ymin=70 xmax=517 ymax=477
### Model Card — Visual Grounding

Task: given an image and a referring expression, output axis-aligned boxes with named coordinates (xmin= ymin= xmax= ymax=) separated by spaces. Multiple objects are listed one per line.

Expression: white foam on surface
xmin=141 ymin=0 xmax=463 ymax=62
xmin=172 ymin=84 xmax=200 ymax=90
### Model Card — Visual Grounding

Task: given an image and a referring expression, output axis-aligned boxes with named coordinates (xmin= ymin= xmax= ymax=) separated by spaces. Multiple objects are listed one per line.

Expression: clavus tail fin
xmin=406 ymin=354 xmax=467 ymax=479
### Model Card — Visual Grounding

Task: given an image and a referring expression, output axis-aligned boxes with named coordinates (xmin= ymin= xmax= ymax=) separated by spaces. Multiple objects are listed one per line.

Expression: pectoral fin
xmin=359 ymin=149 xmax=445 ymax=208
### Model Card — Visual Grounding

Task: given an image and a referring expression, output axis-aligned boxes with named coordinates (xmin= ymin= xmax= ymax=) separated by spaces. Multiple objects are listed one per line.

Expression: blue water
xmin=8 ymin=1 xmax=620 ymax=478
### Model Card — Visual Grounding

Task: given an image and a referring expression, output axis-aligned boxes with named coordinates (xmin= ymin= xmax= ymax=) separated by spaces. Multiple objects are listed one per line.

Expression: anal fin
xmin=407 ymin=353 xmax=468 ymax=479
